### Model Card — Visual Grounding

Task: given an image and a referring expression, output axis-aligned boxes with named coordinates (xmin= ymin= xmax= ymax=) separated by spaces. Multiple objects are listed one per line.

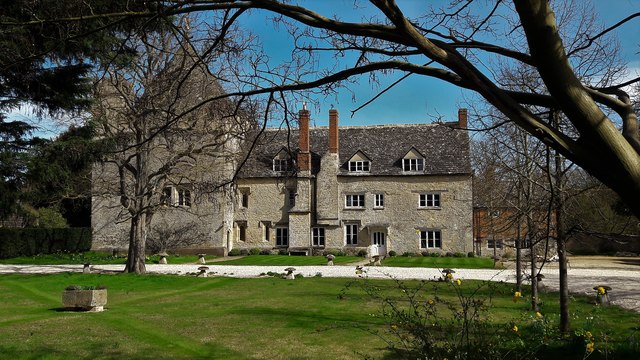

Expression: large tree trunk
xmin=125 ymin=212 xmax=148 ymax=274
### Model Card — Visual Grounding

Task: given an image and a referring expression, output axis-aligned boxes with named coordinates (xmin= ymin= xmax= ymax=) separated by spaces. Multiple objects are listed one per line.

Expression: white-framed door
xmin=372 ymin=231 xmax=387 ymax=256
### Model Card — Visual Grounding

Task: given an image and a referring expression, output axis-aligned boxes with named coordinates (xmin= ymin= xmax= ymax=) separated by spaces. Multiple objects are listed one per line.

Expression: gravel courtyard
xmin=1 ymin=256 xmax=638 ymax=311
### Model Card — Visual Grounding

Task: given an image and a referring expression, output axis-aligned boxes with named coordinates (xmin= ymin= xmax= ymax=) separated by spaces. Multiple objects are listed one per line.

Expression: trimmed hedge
xmin=0 ymin=228 xmax=91 ymax=259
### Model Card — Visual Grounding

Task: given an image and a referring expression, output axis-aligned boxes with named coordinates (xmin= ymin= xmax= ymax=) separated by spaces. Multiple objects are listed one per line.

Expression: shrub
xmin=294 ymin=273 xmax=304 ymax=279
xmin=453 ymin=252 xmax=466 ymax=258
xmin=227 ymin=249 xmax=241 ymax=256
xmin=278 ymin=248 xmax=288 ymax=255
xmin=388 ymin=250 xmax=397 ymax=257
xmin=239 ymin=249 xmax=249 ymax=256
xmin=445 ymin=251 xmax=454 ymax=257
xmin=467 ymin=252 xmax=475 ymax=258
xmin=430 ymin=252 xmax=441 ymax=257
xmin=335 ymin=250 xmax=346 ymax=256
xmin=259 ymin=248 xmax=272 ymax=255
xmin=249 ymin=248 xmax=261 ymax=255
xmin=421 ymin=250 xmax=430 ymax=257
xmin=401 ymin=251 xmax=415 ymax=257
xmin=0 ymin=227 xmax=91 ymax=259
xmin=357 ymin=249 xmax=368 ymax=257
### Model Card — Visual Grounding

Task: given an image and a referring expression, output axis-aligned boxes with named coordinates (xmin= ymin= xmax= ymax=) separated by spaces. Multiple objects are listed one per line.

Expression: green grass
xmin=381 ymin=255 xmax=495 ymax=268
xmin=0 ymin=273 xmax=638 ymax=359
xmin=0 ymin=252 xmax=217 ymax=265
xmin=213 ymin=255 xmax=362 ymax=266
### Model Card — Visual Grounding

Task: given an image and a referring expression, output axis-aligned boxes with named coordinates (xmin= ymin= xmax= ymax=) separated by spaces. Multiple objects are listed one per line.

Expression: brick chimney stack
xmin=297 ymin=104 xmax=310 ymax=172
xmin=329 ymin=109 xmax=339 ymax=154
xmin=458 ymin=108 xmax=468 ymax=129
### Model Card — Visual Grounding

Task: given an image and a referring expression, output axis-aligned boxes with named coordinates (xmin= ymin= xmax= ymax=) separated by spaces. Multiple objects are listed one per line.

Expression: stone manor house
xmin=92 ymin=104 xmax=473 ymax=257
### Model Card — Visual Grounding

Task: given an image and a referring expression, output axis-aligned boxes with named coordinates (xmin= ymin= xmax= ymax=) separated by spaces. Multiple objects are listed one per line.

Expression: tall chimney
xmin=329 ymin=109 xmax=339 ymax=154
xmin=298 ymin=104 xmax=310 ymax=171
xmin=458 ymin=108 xmax=468 ymax=129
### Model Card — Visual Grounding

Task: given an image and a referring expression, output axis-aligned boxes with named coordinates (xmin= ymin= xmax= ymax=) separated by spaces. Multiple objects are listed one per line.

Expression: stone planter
xmin=62 ymin=287 xmax=108 ymax=312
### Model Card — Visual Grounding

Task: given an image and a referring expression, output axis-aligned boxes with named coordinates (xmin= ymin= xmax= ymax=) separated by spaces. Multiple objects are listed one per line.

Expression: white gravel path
xmin=1 ymin=263 xmax=638 ymax=311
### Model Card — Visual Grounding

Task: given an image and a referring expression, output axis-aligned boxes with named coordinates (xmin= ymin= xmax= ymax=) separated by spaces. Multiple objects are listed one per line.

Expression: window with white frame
xmin=403 ymin=158 xmax=424 ymax=171
xmin=419 ymin=193 xmax=441 ymax=208
xmin=487 ymin=239 xmax=503 ymax=249
xmin=345 ymin=194 xmax=365 ymax=208
xmin=345 ymin=224 xmax=358 ymax=245
xmin=273 ymin=158 xmax=290 ymax=172
xmin=276 ymin=227 xmax=289 ymax=247
xmin=349 ymin=160 xmax=370 ymax=172
xmin=374 ymin=193 xmax=384 ymax=209
xmin=177 ymin=188 xmax=191 ymax=207
xmin=312 ymin=227 xmax=325 ymax=246
xmin=420 ymin=230 xmax=441 ymax=249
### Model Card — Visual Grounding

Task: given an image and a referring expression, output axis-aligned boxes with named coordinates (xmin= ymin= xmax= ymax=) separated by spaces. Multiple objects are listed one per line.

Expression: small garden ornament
xmin=285 ymin=267 xmax=296 ymax=280
xmin=197 ymin=266 xmax=210 ymax=277
xmin=326 ymin=254 xmax=335 ymax=266
xmin=197 ymin=254 xmax=207 ymax=264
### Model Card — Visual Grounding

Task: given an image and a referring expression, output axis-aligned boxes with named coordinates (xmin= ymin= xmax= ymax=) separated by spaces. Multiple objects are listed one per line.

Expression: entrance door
xmin=372 ymin=232 xmax=387 ymax=256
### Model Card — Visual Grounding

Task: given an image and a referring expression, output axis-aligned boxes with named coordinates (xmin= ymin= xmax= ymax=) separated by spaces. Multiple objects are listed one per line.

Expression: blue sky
xmin=9 ymin=0 xmax=640 ymax=135
xmin=243 ymin=0 xmax=639 ymax=127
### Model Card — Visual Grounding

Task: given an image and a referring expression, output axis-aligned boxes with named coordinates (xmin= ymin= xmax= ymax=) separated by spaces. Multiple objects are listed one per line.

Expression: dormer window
xmin=273 ymin=158 xmax=290 ymax=172
xmin=349 ymin=160 xmax=370 ymax=172
xmin=403 ymin=158 xmax=424 ymax=171
xmin=347 ymin=151 xmax=371 ymax=173
xmin=402 ymin=148 xmax=425 ymax=172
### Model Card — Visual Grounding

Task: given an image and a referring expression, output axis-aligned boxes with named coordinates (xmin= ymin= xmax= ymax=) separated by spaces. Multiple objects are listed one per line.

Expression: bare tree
xmin=92 ymin=20 xmax=252 ymax=273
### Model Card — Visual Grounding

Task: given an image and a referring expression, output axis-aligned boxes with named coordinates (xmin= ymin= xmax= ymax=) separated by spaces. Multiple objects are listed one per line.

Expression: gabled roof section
xmin=402 ymin=147 xmax=425 ymax=159
xmin=273 ymin=147 xmax=293 ymax=159
xmin=347 ymin=150 xmax=371 ymax=162
xmin=238 ymin=122 xmax=471 ymax=178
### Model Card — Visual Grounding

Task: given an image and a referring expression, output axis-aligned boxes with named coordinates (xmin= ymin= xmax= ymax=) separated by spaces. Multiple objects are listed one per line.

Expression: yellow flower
xmin=446 ymin=272 xmax=453 ymax=280
xmin=585 ymin=331 xmax=593 ymax=339
xmin=427 ymin=299 xmax=434 ymax=305
xmin=597 ymin=287 xmax=606 ymax=295
xmin=512 ymin=325 xmax=518 ymax=332
xmin=586 ymin=342 xmax=594 ymax=353
xmin=456 ymin=279 xmax=461 ymax=286
xmin=391 ymin=325 xmax=398 ymax=331
xmin=513 ymin=291 xmax=522 ymax=303
xmin=536 ymin=312 xmax=543 ymax=318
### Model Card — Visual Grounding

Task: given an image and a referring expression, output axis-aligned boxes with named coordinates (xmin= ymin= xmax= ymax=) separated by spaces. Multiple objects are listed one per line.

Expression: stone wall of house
xmin=326 ymin=174 xmax=473 ymax=255
xmin=233 ymin=177 xmax=294 ymax=250
xmin=91 ymin=162 xmax=232 ymax=254
xmin=230 ymin=173 xmax=473 ymax=256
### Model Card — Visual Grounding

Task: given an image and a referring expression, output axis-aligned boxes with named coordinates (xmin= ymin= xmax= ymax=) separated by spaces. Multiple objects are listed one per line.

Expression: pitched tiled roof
xmin=238 ymin=122 xmax=471 ymax=178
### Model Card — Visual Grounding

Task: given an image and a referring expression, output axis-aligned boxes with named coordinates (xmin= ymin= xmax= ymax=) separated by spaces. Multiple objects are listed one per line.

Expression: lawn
xmin=381 ymin=255 xmax=495 ymax=269
xmin=0 ymin=252 xmax=216 ymax=265
xmin=0 ymin=273 xmax=638 ymax=359
xmin=213 ymin=255 xmax=362 ymax=266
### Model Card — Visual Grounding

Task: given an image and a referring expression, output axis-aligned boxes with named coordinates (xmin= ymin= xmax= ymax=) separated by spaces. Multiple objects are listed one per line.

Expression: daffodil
xmin=513 ymin=291 xmax=522 ymax=303
xmin=427 ymin=299 xmax=434 ymax=305
xmin=597 ymin=287 xmax=606 ymax=295
xmin=456 ymin=279 xmax=461 ymax=286
xmin=536 ymin=312 xmax=543 ymax=318
xmin=585 ymin=331 xmax=593 ymax=339
xmin=586 ymin=342 xmax=594 ymax=353
xmin=512 ymin=325 xmax=518 ymax=332
xmin=446 ymin=272 xmax=453 ymax=280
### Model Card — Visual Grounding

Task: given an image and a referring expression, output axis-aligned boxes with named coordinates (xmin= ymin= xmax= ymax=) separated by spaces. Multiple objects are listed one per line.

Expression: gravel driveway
xmin=1 ymin=256 xmax=638 ymax=311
